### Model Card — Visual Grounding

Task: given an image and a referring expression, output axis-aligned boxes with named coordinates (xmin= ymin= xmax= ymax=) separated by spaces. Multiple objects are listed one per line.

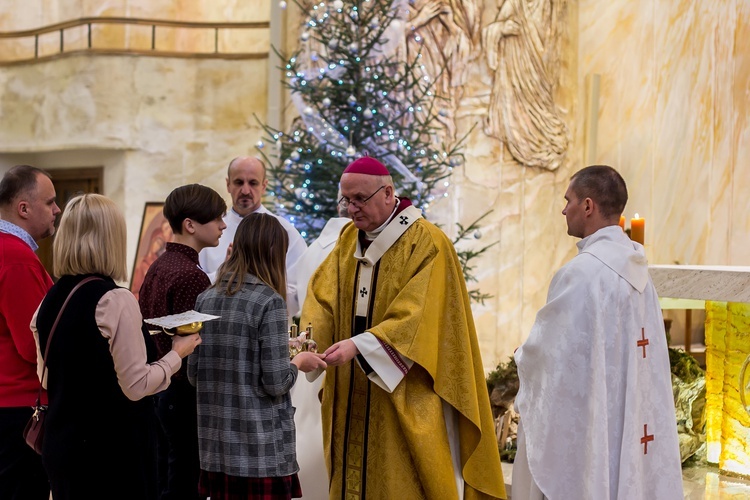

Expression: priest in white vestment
xmin=199 ymin=157 xmax=307 ymax=316
xmin=513 ymin=165 xmax=683 ymax=500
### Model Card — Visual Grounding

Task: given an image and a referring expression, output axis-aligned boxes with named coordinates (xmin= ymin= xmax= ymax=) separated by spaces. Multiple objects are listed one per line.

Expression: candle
xmin=619 ymin=216 xmax=625 ymax=231
xmin=630 ymin=214 xmax=645 ymax=245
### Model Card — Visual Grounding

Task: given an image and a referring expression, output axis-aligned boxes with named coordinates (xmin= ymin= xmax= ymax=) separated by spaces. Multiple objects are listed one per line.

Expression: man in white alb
xmin=287 ymin=191 xmax=350 ymax=318
xmin=513 ymin=165 xmax=683 ymax=500
xmin=199 ymin=157 xmax=307 ymax=312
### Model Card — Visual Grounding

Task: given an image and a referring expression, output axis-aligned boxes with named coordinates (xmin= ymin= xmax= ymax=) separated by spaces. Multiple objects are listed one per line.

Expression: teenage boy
xmin=139 ymin=184 xmax=226 ymax=500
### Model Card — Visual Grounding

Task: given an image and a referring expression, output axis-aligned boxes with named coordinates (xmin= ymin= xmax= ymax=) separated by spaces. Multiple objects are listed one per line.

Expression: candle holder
xmin=289 ymin=323 xmax=302 ymax=359
xmin=301 ymin=323 xmax=318 ymax=353
xmin=289 ymin=322 xmax=318 ymax=358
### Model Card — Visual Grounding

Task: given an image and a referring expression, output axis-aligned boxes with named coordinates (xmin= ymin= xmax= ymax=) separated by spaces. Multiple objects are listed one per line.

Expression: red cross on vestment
xmin=641 ymin=424 xmax=654 ymax=454
xmin=637 ymin=327 xmax=649 ymax=358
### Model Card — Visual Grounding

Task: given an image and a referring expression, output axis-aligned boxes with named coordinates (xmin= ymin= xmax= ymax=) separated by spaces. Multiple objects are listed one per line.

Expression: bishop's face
xmin=339 ymin=173 xmax=394 ymax=232
xmin=562 ymin=184 xmax=586 ymax=239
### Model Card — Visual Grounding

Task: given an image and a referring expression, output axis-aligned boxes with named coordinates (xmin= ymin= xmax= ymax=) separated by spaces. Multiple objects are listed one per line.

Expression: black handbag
xmin=23 ymin=276 xmax=103 ymax=454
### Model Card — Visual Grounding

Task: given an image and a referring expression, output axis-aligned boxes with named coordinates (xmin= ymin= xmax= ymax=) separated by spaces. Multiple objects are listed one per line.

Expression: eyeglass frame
xmin=338 ymin=185 xmax=386 ymax=209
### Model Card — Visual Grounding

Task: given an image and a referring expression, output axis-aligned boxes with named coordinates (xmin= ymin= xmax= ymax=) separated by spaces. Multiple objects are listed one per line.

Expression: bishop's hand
xmin=323 ymin=339 xmax=359 ymax=366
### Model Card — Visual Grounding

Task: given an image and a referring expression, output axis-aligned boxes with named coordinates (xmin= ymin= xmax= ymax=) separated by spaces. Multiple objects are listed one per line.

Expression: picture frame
xmin=130 ymin=202 xmax=173 ymax=300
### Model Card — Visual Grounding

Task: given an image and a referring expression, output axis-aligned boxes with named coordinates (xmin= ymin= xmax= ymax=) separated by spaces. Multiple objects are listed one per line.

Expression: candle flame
xmin=634 ymin=213 xmax=640 ymax=218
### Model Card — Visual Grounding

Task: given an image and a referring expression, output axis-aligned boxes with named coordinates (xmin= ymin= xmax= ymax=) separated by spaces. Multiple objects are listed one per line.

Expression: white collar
xmin=365 ymin=198 xmax=400 ymax=240
xmin=230 ymin=205 xmax=268 ymax=219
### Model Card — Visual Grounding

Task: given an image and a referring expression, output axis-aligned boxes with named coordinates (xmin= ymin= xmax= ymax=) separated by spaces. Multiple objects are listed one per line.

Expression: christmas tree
xmin=257 ymin=0 xmax=467 ymax=239
xmin=258 ymin=0 xmax=494 ymax=302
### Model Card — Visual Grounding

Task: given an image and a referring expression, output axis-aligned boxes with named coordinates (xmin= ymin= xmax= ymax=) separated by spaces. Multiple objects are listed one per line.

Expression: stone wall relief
xmin=401 ymin=0 xmax=571 ymax=170
xmin=403 ymin=0 xmax=480 ymax=140
xmin=292 ymin=1 xmax=570 ymax=171
xmin=482 ymin=0 xmax=569 ymax=171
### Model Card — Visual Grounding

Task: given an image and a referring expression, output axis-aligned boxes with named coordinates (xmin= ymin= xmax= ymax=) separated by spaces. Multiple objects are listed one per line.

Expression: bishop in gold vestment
xmin=301 ymin=157 xmax=505 ymax=500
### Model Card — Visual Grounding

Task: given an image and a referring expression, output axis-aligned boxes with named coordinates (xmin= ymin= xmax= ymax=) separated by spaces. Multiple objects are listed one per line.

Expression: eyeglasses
xmin=338 ymin=185 xmax=385 ymax=209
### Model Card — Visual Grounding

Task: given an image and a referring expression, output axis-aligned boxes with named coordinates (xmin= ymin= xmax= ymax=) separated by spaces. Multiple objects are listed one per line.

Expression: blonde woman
xmin=189 ymin=213 xmax=326 ymax=500
xmin=31 ymin=194 xmax=201 ymax=500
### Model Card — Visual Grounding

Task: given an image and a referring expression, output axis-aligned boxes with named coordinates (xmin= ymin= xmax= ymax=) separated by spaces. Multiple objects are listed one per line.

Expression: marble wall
xmin=441 ymin=0 xmax=750 ymax=368
xmin=580 ymin=0 xmax=749 ymax=268
xmin=1 ymin=0 xmax=748 ymax=369
xmin=0 ymin=0 xmax=271 ymax=283
xmin=0 ymin=54 xmax=268 ymax=277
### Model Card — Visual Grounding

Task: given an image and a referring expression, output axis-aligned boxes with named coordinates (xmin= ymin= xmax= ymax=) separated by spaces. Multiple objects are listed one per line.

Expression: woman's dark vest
xmin=35 ymin=273 xmax=157 ymax=498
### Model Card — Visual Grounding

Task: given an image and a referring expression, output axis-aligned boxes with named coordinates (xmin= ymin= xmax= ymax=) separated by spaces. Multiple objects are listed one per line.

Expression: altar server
xmin=199 ymin=156 xmax=306 ymax=317
xmin=513 ymin=165 xmax=683 ymax=500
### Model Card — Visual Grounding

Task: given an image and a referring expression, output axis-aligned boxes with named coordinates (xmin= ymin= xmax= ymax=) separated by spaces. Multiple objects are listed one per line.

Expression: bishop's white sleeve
xmin=351 ymin=332 xmax=414 ymax=392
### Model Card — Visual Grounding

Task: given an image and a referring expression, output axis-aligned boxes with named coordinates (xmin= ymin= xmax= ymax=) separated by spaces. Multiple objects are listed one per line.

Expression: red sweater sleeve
xmin=1 ymin=261 xmax=52 ymax=363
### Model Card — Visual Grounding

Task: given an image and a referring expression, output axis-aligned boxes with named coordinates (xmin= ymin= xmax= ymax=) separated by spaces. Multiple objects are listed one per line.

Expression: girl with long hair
xmin=189 ymin=213 xmax=326 ymax=500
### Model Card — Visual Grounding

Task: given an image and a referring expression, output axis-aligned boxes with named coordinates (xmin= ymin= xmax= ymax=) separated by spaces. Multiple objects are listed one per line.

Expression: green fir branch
xmin=258 ymin=1 xmax=493 ymax=304
xmin=452 ymin=210 xmax=498 ymax=305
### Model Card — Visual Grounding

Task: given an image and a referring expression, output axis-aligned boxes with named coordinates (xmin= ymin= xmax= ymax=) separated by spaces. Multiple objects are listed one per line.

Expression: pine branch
xmin=453 ymin=210 xmax=498 ymax=304
xmin=258 ymin=1 xmax=492 ymax=306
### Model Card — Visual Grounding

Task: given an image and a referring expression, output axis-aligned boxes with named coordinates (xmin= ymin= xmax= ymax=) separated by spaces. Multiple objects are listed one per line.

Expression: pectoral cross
xmin=641 ymin=424 xmax=654 ymax=454
xmin=637 ymin=327 xmax=649 ymax=358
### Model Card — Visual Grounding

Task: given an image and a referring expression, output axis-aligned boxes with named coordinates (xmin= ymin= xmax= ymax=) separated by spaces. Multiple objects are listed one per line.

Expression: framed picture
xmin=130 ymin=202 xmax=174 ymax=300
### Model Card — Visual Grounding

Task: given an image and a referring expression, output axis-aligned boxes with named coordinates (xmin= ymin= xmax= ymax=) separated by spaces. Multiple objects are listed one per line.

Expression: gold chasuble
xmin=302 ymin=208 xmax=506 ymax=500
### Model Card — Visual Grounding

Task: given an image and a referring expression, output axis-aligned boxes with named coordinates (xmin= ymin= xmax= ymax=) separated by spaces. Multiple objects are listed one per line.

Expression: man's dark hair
xmin=163 ymin=184 xmax=227 ymax=234
xmin=570 ymin=165 xmax=628 ymax=218
xmin=0 ymin=165 xmax=51 ymax=207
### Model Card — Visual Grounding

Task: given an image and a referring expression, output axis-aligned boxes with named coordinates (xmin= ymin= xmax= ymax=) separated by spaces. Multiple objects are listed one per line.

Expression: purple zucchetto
xmin=342 ymin=157 xmax=390 ymax=176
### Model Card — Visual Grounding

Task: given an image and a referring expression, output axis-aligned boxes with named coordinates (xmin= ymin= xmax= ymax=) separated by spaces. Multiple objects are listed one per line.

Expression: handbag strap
xmin=35 ymin=276 xmax=104 ymax=407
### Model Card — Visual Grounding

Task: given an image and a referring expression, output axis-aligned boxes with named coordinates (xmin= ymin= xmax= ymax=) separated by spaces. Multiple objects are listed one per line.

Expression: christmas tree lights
xmin=258 ymin=0 xmax=466 ymax=239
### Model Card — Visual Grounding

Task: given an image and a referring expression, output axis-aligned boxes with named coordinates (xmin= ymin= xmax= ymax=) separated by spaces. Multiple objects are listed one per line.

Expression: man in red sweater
xmin=0 ymin=165 xmax=60 ymax=500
